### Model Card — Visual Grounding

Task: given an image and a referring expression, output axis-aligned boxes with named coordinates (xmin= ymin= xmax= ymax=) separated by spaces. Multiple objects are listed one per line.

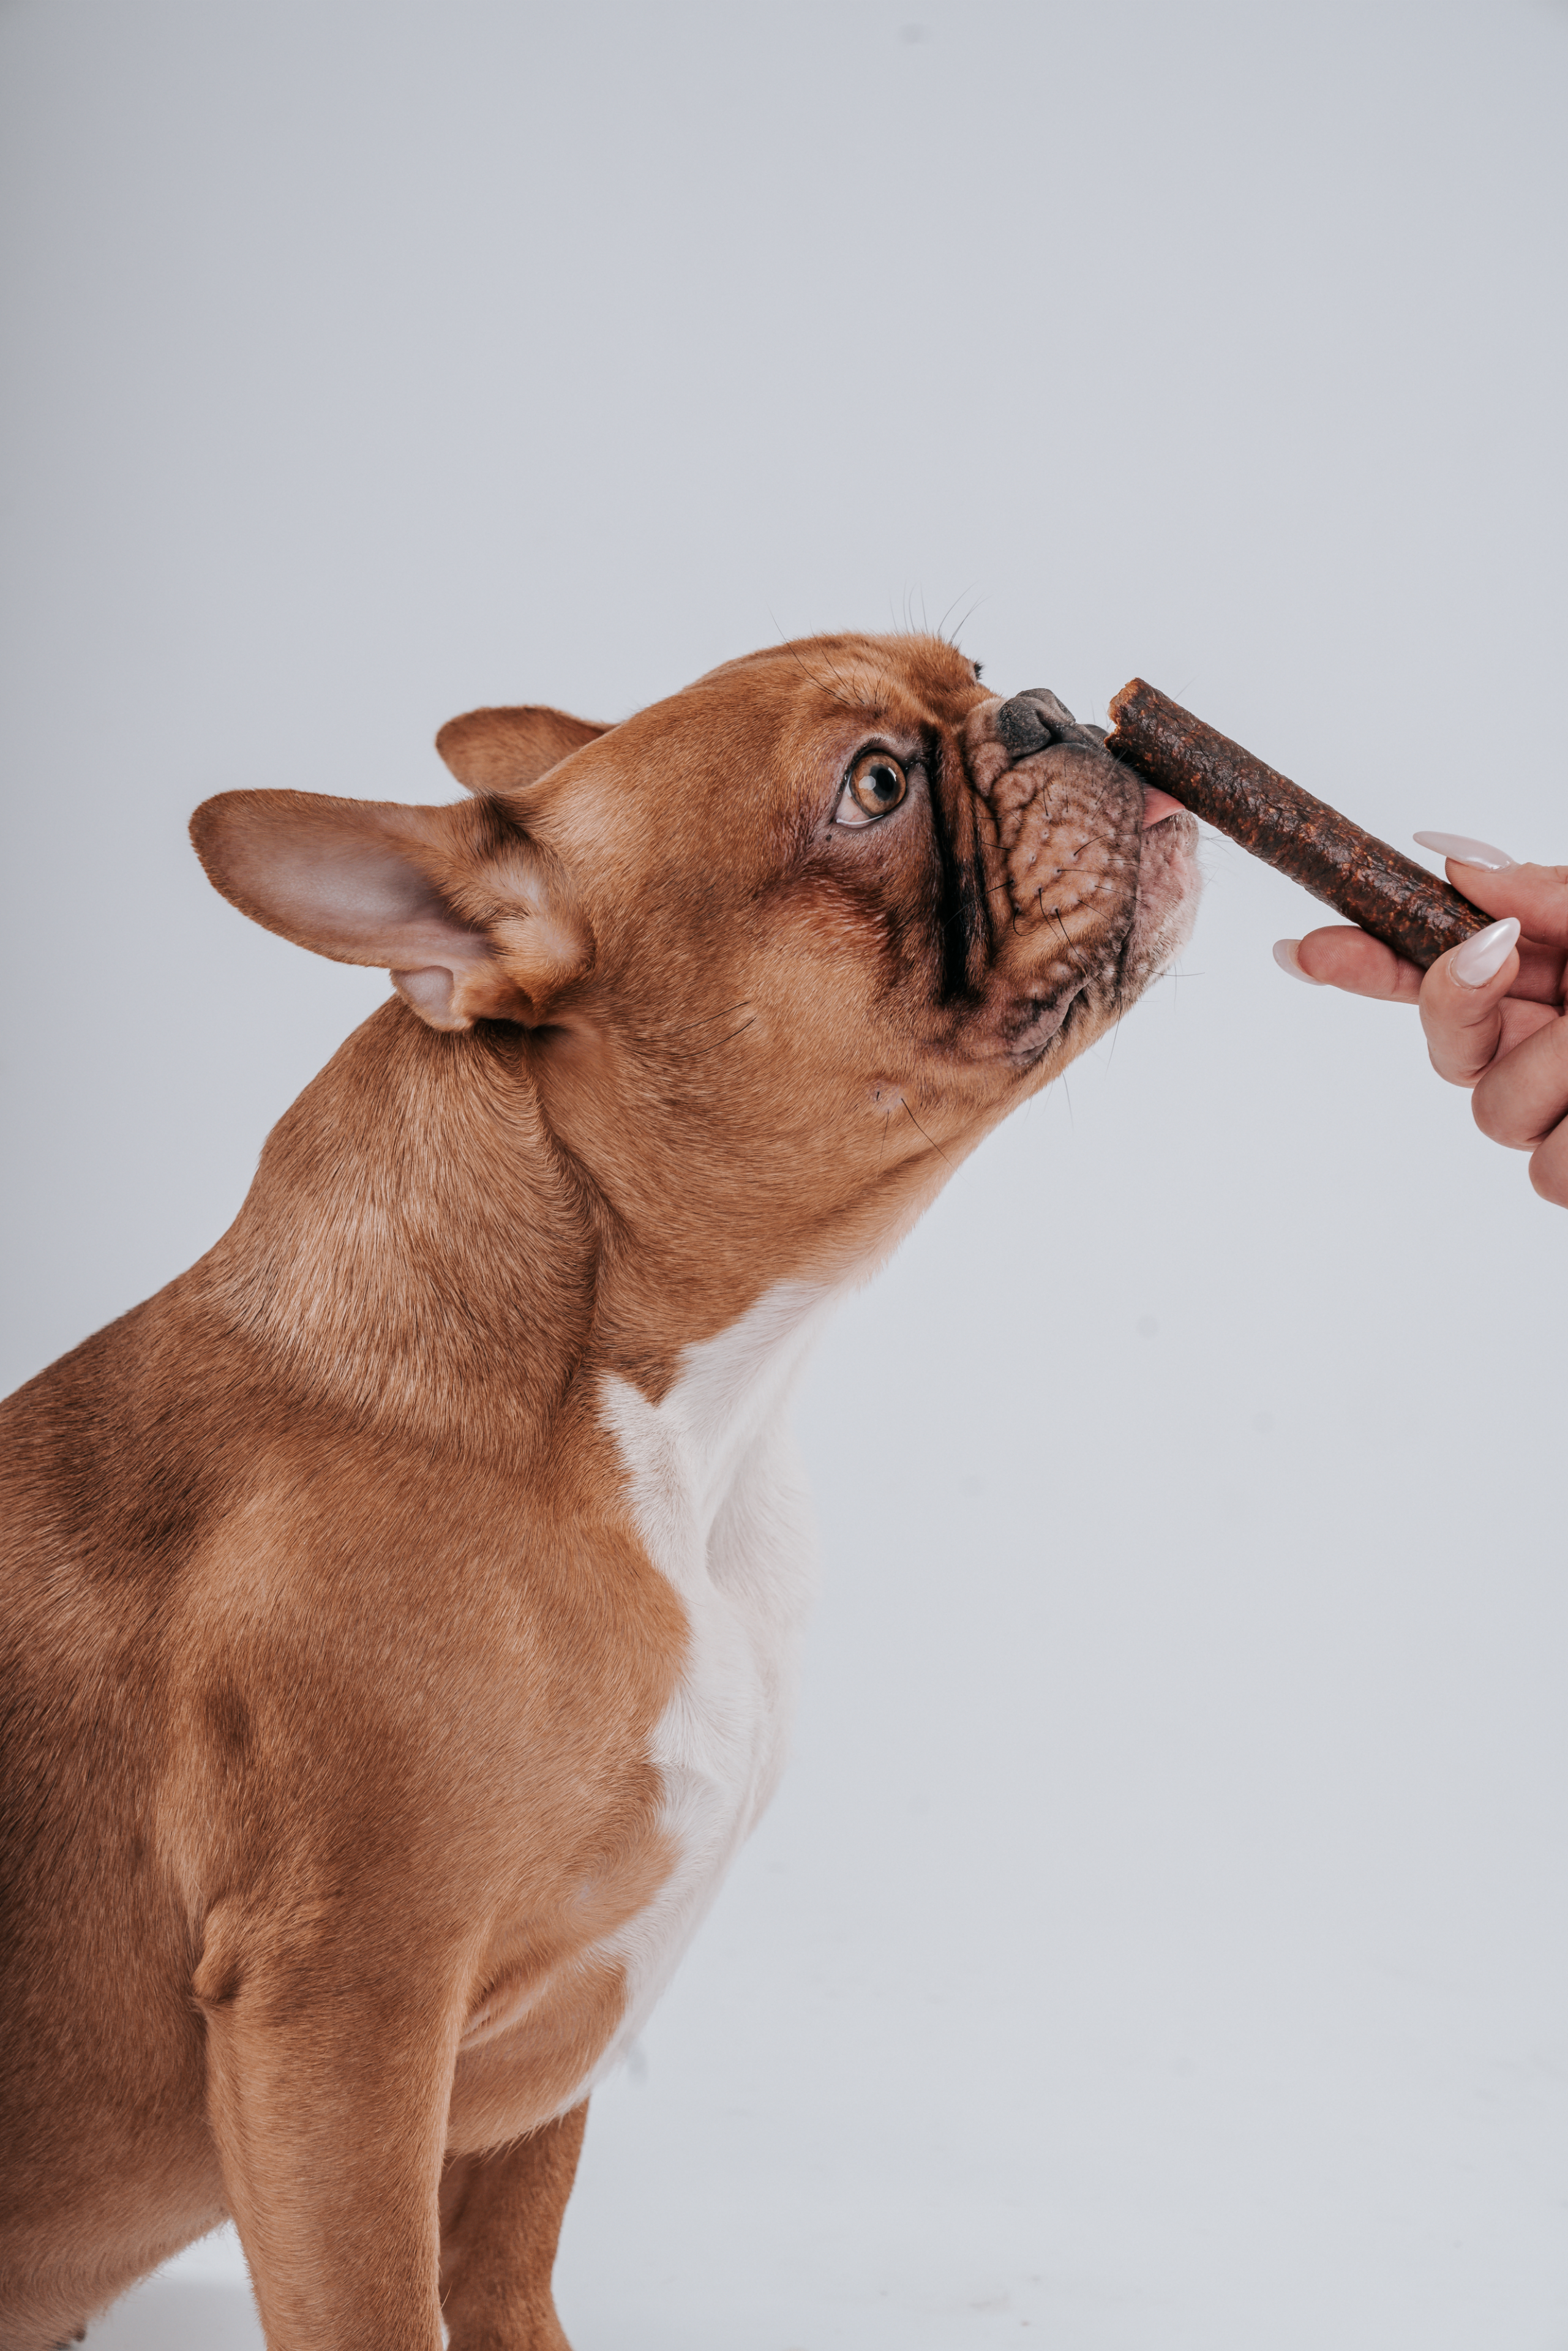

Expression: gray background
xmin=4 ymin=2 xmax=1567 ymax=2345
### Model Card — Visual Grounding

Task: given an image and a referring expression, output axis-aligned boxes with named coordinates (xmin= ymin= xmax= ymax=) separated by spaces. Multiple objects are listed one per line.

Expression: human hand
xmin=1274 ymin=835 xmax=1568 ymax=1205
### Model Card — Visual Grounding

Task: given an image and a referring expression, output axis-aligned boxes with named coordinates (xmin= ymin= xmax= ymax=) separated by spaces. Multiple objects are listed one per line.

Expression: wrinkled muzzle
xmin=956 ymin=688 xmax=1147 ymax=1059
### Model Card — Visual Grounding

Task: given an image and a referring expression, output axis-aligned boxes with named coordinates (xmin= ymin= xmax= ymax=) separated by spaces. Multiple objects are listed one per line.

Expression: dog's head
xmin=195 ymin=633 xmax=1199 ymax=1297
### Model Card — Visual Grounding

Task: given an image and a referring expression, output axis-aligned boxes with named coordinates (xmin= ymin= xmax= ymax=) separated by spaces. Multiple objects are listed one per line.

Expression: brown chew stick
xmin=1106 ymin=678 xmax=1490 ymax=970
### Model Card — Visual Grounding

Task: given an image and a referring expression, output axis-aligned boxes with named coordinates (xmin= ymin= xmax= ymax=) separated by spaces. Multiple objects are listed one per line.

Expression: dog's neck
xmin=202 ymin=1003 xmax=597 ymax=1457
xmin=197 ymin=1000 xmax=939 ymax=1460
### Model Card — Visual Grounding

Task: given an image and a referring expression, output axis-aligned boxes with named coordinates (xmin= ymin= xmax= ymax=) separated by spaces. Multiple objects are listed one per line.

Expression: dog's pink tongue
xmin=1141 ymin=785 xmax=1184 ymax=828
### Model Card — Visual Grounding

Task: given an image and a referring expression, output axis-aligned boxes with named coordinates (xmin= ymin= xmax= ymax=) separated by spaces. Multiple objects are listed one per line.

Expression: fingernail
xmin=1450 ymin=915 xmax=1520 ymax=989
xmin=1272 ymin=939 xmax=1326 ymax=986
xmin=1412 ymin=830 xmax=1516 ymax=871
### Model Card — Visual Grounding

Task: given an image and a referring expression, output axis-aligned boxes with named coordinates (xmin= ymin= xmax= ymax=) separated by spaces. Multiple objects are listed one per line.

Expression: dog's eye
xmin=836 ymin=751 xmax=909 ymax=828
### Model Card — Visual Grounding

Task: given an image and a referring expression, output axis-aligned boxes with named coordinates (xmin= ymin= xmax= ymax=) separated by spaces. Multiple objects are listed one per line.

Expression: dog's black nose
xmin=994 ymin=688 xmax=1093 ymax=759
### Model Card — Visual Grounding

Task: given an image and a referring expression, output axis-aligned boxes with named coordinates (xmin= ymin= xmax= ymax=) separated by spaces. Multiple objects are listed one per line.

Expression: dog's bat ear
xmin=190 ymin=790 xmax=593 ymax=1032
xmin=435 ymin=705 xmax=610 ymax=795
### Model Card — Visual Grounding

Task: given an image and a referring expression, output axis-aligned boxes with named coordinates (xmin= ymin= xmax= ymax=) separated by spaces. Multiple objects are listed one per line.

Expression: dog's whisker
xmin=663 ymin=1018 xmax=757 ymax=1063
xmin=898 ymin=1096 xmax=953 ymax=1168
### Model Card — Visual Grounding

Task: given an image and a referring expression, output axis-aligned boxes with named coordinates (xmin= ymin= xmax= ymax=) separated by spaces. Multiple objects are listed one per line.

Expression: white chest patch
xmin=579 ymin=1279 xmax=833 ymax=2093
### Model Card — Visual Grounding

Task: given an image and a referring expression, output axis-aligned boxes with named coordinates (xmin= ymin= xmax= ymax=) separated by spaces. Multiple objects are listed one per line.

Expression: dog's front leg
xmin=438 ymin=2104 xmax=587 ymax=2351
xmin=198 ymin=1935 xmax=464 ymax=2351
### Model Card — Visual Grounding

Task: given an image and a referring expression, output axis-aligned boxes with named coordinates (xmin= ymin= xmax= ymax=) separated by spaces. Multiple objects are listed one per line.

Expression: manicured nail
xmin=1450 ymin=916 xmax=1520 ymax=989
xmin=1272 ymin=939 xmax=1326 ymax=985
xmin=1412 ymin=830 xmax=1516 ymax=871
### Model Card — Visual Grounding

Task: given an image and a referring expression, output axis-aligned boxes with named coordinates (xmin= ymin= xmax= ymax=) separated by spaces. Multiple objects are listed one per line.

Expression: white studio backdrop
xmin=2 ymin=3 xmax=1566 ymax=2346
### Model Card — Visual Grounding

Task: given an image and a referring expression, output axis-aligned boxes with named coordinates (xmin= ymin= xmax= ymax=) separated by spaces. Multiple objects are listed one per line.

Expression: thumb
xmin=1418 ymin=917 xmax=1520 ymax=1086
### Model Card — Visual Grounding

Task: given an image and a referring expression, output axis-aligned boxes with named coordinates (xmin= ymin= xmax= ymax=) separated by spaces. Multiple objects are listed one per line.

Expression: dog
xmin=0 ymin=632 xmax=1199 ymax=2350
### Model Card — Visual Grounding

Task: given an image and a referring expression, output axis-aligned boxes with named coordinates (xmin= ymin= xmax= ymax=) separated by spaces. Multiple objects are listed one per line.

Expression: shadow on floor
xmin=86 ymin=2278 xmax=264 ymax=2348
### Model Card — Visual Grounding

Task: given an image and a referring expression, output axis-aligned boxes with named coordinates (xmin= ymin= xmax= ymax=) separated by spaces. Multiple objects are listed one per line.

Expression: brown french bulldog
xmin=0 ymin=634 xmax=1199 ymax=2350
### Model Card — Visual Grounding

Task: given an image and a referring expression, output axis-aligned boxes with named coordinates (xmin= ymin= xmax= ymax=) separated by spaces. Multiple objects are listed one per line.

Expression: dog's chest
xmin=580 ymin=1281 xmax=831 ymax=2084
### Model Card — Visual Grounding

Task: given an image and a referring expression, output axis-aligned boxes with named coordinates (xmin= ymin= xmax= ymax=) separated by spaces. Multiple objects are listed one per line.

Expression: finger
xmin=1411 ymin=841 xmax=1568 ymax=953
xmin=1441 ymin=873 xmax=1563 ymax=1003
xmin=1471 ymin=1000 xmax=1568 ymax=1149
xmin=1419 ymin=919 xmax=1520 ymax=1086
xmin=1528 ymin=1119 xmax=1568 ymax=1209
xmin=1495 ymin=997 xmax=1562 ymax=1054
xmin=1287 ymin=925 xmax=1424 ymax=1002
xmin=1511 ymin=939 xmax=1568 ymax=1007
xmin=1285 ymin=920 xmax=1561 ymax=1011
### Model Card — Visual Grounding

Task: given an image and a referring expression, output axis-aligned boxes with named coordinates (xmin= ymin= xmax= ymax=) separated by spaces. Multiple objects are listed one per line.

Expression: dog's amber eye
xmin=838 ymin=751 xmax=909 ymax=827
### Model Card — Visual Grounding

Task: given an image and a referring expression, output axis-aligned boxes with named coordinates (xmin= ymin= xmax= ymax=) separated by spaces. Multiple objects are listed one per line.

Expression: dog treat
xmin=1106 ymin=678 xmax=1490 ymax=969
